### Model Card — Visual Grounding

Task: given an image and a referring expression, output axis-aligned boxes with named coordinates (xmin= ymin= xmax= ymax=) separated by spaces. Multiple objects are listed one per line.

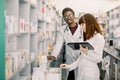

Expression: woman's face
xmin=80 ymin=23 xmax=86 ymax=32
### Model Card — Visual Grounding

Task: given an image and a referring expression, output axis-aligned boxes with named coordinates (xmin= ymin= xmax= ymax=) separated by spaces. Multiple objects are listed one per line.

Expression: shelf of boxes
xmin=37 ymin=0 xmax=47 ymax=58
xmin=32 ymin=67 xmax=62 ymax=80
xmin=5 ymin=0 xmax=62 ymax=79
xmin=5 ymin=0 xmax=36 ymax=80
xmin=106 ymin=5 xmax=120 ymax=49
xmin=106 ymin=5 xmax=120 ymax=80
xmin=94 ymin=13 xmax=108 ymax=38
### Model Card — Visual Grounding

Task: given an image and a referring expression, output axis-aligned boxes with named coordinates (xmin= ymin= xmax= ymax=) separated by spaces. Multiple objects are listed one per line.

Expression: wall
xmin=0 ymin=0 xmax=5 ymax=80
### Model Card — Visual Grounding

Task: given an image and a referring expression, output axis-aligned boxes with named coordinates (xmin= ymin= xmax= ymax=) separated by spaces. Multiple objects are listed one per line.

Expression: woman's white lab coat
xmin=52 ymin=24 xmax=83 ymax=80
xmin=68 ymin=33 xmax=105 ymax=80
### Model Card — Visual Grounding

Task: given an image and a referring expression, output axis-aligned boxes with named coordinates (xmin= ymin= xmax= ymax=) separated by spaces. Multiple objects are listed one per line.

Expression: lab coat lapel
xmin=66 ymin=26 xmax=73 ymax=37
xmin=64 ymin=25 xmax=82 ymax=43
xmin=72 ymin=25 xmax=81 ymax=39
xmin=65 ymin=26 xmax=74 ymax=42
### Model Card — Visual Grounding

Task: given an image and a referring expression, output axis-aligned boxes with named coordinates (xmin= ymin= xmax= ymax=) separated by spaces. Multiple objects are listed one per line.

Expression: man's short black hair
xmin=62 ymin=7 xmax=75 ymax=16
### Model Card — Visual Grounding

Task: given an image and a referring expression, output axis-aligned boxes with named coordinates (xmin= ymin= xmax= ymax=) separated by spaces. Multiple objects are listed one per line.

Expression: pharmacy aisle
xmin=1 ymin=0 xmax=120 ymax=80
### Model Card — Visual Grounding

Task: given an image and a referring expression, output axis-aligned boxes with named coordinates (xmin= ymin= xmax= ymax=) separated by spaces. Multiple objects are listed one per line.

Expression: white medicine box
xmin=46 ymin=68 xmax=61 ymax=80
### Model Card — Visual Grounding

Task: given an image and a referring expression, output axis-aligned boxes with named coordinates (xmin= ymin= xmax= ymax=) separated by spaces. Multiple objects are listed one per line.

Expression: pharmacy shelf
xmin=5 ymin=0 xmax=32 ymax=80
xmin=104 ymin=47 xmax=120 ymax=61
xmin=4 ymin=0 xmax=62 ymax=80
xmin=104 ymin=47 xmax=120 ymax=80
xmin=7 ymin=63 xmax=30 ymax=80
xmin=106 ymin=5 xmax=120 ymax=49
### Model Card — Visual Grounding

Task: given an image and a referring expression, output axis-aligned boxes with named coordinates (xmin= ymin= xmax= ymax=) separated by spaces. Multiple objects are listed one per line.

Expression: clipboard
xmin=67 ymin=42 xmax=94 ymax=50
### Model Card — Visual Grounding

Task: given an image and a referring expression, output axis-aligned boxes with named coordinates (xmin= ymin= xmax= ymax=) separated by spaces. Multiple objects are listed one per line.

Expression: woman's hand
xmin=60 ymin=64 xmax=69 ymax=69
xmin=80 ymin=45 xmax=88 ymax=55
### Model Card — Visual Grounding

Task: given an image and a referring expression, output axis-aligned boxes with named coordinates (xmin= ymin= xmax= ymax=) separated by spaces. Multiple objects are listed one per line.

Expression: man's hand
xmin=47 ymin=56 xmax=56 ymax=60
xmin=60 ymin=64 xmax=69 ymax=69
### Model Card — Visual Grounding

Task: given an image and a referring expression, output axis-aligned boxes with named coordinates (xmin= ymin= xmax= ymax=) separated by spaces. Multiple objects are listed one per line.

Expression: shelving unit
xmin=5 ymin=0 xmax=31 ymax=80
xmin=103 ymin=48 xmax=120 ymax=80
xmin=0 ymin=0 xmax=5 ymax=80
xmin=37 ymin=0 xmax=47 ymax=61
xmin=4 ymin=0 xmax=62 ymax=80
xmin=106 ymin=5 xmax=120 ymax=50
xmin=98 ymin=15 xmax=108 ymax=37
xmin=105 ymin=5 xmax=120 ymax=80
